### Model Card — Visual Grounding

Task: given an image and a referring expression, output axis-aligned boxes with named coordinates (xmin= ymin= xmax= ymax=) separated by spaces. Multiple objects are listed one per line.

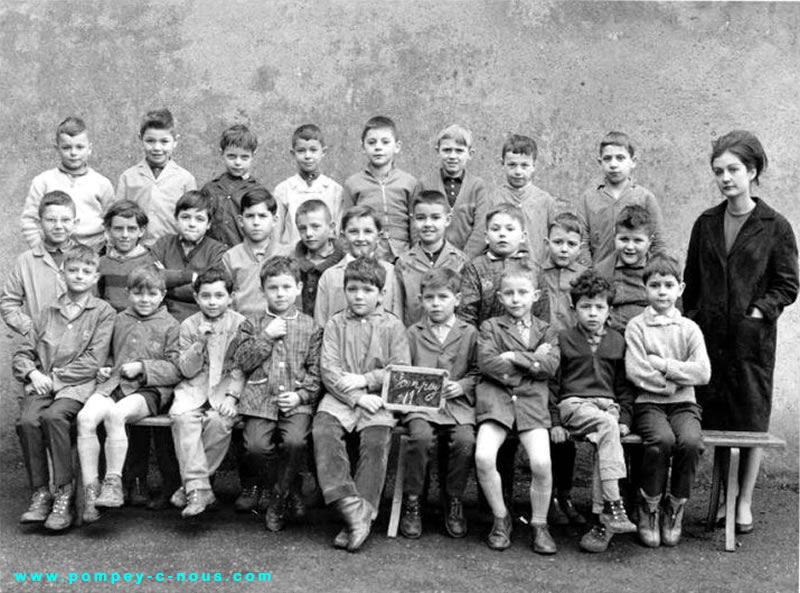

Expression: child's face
xmin=263 ymin=273 xmax=302 ymax=315
xmin=712 ymin=150 xmax=756 ymax=202
xmin=502 ymin=151 xmax=535 ymax=189
xmin=614 ymin=227 xmax=652 ymax=266
xmin=574 ymin=294 xmax=610 ymax=334
xmin=40 ymin=205 xmax=76 ymax=247
xmin=437 ymin=139 xmax=472 ymax=177
xmin=129 ymin=285 xmax=166 ymax=317
xmin=413 ymin=202 xmax=450 ymax=247
xmin=62 ymin=260 xmax=99 ymax=295
xmin=141 ymin=127 xmax=176 ymax=167
xmin=238 ymin=202 xmax=276 ymax=244
xmin=362 ymin=127 xmax=400 ymax=169
xmin=107 ymin=214 xmax=145 ymax=255
xmin=296 ymin=210 xmax=334 ymax=253
xmin=291 ymin=138 xmax=326 ymax=175
xmin=599 ymin=144 xmax=636 ymax=185
xmin=56 ymin=132 xmax=91 ymax=173
xmin=420 ymin=286 xmax=460 ymax=324
xmin=222 ymin=146 xmax=254 ymax=179
xmin=194 ymin=280 xmax=232 ymax=320
xmin=486 ymin=213 xmax=526 ymax=258
xmin=344 ymin=279 xmax=381 ymax=317
xmin=546 ymin=226 xmax=581 ymax=268
xmin=176 ymin=207 xmax=211 ymax=244
xmin=343 ymin=216 xmax=379 ymax=258
xmin=645 ymin=273 xmax=685 ymax=315
xmin=497 ymin=275 xmax=539 ymax=319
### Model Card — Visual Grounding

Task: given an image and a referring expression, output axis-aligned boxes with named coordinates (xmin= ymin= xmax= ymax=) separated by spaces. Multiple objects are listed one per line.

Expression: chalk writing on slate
xmin=381 ymin=365 xmax=449 ymax=413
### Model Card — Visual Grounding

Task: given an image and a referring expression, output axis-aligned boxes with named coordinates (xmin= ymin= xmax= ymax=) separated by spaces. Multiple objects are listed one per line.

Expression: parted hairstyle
xmin=259 ymin=255 xmax=301 ymax=286
xmin=548 ymin=211 xmax=582 ymax=237
xmin=420 ymin=268 xmax=461 ymax=296
xmin=436 ymin=124 xmax=472 ymax=148
xmin=220 ymin=124 xmax=258 ymax=153
xmin=498 ymin=260 xmax=539 ymax=290
xmin=642 ymin=253 xmax=683 ymax=284
xmin=129 ymin=264 xmax=167 ymax=292
xmin=38 ymin=190 xmax=76 ymax=218
xmin=501 ymin=134 xmax=537 ymax=160
xmin=63 ymin=244 xmax=99 ymax=268
xmin=239 ymin=186 xmax=277 ymax=215
xmin=55 ymin=116 xmax=87 ymax=142
xmin=344 ymin=256 xmax=386 ymax=290
xmin=411 ymin=189 xmax=450 ymax=213
xmin=175 ymin=190 xmax=214 ymax=218
xmin=192 ymin=266 xmax=233 ymax=293
xmin=710 ymin=130 xmax=768 ymax=186
xmin=341 ymin=205 xmax=383 ymax=232
xmin=485 ymin=203 xmax=526 ymax=230
xmin=569 ymin=269 xmax=615 ymax=307
xmin=103 ymin=200 xmax=148 ymax=229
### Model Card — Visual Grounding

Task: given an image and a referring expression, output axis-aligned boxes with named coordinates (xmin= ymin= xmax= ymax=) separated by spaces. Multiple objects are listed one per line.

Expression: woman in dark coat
xmin=684 ymin=130 xmax=798 ymax=533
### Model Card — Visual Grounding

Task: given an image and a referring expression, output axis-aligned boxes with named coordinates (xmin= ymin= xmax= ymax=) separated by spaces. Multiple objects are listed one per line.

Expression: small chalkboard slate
xmin=381 ymin=365 xmax=449 ymax=413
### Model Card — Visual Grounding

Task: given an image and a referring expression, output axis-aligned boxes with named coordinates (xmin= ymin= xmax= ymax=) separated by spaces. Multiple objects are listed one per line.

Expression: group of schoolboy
xmin=2 ymin=109 xmax=711 ymax=558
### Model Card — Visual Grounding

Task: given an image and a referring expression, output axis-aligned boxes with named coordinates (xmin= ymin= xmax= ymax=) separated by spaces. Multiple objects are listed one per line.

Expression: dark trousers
xmin=403 ymin=419 xmax=475 ymax=499
xmin=635 ymin=402 xmax=704 ymax=499
xmin=551 ymin=440 xmax=577 ymax=497
xmin=241 ymin=414 xmax=311 ymax=494
xmin=17 ymin=394 xmax=82 ymax=488
xmin=124 ymin=425 xmax=150 ymax=485
xmin=312 ymin=412 xmax=391 ymax=511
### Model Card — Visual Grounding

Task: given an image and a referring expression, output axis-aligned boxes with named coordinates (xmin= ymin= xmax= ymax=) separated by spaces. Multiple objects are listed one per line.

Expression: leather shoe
xmin=735 ymin=522 xmax=753 ymax=534
xmin=530 ymin=523 xmax=557 ymax=555
xmin=335 ymin=496 xmax=373 ymax=552
xmin=444 ymin=497 xmax=467 ymax=538
xmin=487 ymin=514 xmax=512 ymax=551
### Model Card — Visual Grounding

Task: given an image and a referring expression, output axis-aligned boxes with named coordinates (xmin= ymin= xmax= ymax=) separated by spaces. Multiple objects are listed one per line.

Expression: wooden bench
xmin=385 ymin=428 xmax=786 ymax=552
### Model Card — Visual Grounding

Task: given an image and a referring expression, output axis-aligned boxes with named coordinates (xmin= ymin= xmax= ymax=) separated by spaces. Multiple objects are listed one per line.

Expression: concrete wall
xmin=1 ymin=0 xmax=798 ymax=474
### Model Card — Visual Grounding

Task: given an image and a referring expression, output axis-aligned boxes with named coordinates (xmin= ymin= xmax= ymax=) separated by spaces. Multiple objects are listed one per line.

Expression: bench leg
xmin=706 ymin=446 xmax=722 ymax=531
xmin=387 ymin=434 xmax=408 ymax=538
xmin=724 ymin=447 xmax=740 ymax=552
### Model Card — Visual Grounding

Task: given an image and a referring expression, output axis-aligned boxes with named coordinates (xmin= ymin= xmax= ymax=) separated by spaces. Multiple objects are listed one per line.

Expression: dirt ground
xmin=0 ymin=444 xmax=796 ymax=593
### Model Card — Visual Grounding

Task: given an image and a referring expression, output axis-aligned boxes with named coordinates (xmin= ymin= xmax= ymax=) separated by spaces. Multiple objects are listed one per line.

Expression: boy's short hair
xmin=436 ymin=124 xmax=472 ymax=148
xmin=411 ymin=190 xmax=450 ymax=213
xmin=341 ymin=205 xmax=383 ymax=233
xmin=485 ymin=203 xmax=526 ymax=230
xmin=361 ymin=115 xmax=397 ymax=142
xmin=420 ymin=268 xmax=461 ymax=295
xmin=239 ymin=186 xmax=277 ymax=215
xmin=139 ymin=108 xmax=175 ymax=137
xmin=175 ymin=190 xmax=214 ymax=218
xmin=220 ymin=124 xmax=258 ymax=153
xmin=615 ymin=204 xmax=652 ymax=234
xmin=292 ymin=123 xmax=325 ymax=147
xmin=710 ymin=130 xmax=768 ymax=186
xmin=295 ymin=199 xmax=332 ymax=224
xmin=38 ymin=190 xmax=76 ymax=218
xmin=63 ymin=244 xmax=99 ymax=268
xmin=55 ymin=116 xmax=87 ymax=142
xmin=501 ymin=134 xmax=537 ymax=160
xmin=192 ymin=266 xmax=232 ymax=293
xmin=569 ymin=269 xmax=615 ymax=307
xmin=600 ymin=131 xmax=636 ymax=157
xmin=344 ymin=256 xmax=386 ymax=291
xmin=643 ymin=254 xmax=683 ymax=284
xmin=128 ymin=264 xmax=167 ymax=292
xmin=548 ymin=211 xmax=582 ymax=237
xmin=259 ymin=255 xmax=301 ymax=286
xmin=498 ymin=260 xmax=539 ymax=290
xmin=103 ymin=200 xmax=149 ymax=229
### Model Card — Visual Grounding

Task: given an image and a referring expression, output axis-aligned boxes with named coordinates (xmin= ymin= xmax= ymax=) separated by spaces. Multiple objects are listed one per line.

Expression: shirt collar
xmin=299 ymin=169 xmax=320 ymax=185
xmin=266 ymin=306 xmax=299 ymax=321
xmin=440 ymin=169 xmax=465 ymax=182
xmin=643 ymin=305 xmax=681 ymax=325
xmin=58 ymin=165 xmax=88 ymax=177
xmin=427 ymin=314 xmax=456 ymax=331
xmin=577 ymin=322 xmax=607 ymax=343
xmin=345 ymin=306 xmax=384 ymax=320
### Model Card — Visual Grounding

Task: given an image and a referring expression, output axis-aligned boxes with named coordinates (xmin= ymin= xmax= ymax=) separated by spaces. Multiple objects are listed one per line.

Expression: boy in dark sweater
xmin=549 ymin=270 xmax=636 ymax=553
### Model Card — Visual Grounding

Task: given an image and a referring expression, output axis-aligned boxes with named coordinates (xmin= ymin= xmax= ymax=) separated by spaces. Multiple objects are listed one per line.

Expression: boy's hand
xmin=337 ymin=373 xmax=367 ymax=392
xmin=442 ymin=380 xmax=464 ymax=399
xmin=96 ymin=366 xmax=113 ymax=383
xmin=218 ymin=395 xmax=238 ymax=418
xmin=120 ymin=362 xmax=145 ymax=379
xmin=28 ymin=370 xmax=53 ymax=396
xmin=499 ymin=351 xmax=516 ymax=361
xmin=619 ymin=424 xmax=631 ymax=437
xmin=277 ymin=391 xmax=302 ymax=413
xmin=550 ymin=426 xmax=569 ymax=444
xmin=197 ymin=322 xmax=214 ymax=342
xmin=533 ymin=343 xmax=552 ymax=357
xmin=356 ymin=393 xmax=384 ymax=414
xmin=647 ymin=354 xmax=666 ymax=373
xmin=264 ymin=318 xmax=288 ymax=339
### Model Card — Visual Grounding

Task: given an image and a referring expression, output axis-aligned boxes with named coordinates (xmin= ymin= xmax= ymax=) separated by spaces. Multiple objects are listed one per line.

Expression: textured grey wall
xmin=1 ymin=0 xmax=798 ymax=471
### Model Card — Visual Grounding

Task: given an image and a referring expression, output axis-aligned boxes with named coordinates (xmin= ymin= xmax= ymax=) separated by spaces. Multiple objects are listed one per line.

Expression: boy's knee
xmin=475 ymin=451 xmax=495 ymax=474
xmin=40 ymin=405 xmax=72 ymax=428
xmin=282 ymin=432 xmax=308 ymax=453
xmin=645 ymin=431 xmax=675 ymax=456
xmin=451 ymin=430 xmax=476 ymax=454
xmin=76 ymin=410 xmax=97 ymax=434
xmin=676 ymin=431 xmax=704 ymax=456
xmin=529 ymin=456 xmax=551 ymax=478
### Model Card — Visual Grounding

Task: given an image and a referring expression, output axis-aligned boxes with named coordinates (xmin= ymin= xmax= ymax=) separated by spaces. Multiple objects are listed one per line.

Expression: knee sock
xmin=105 ymin=439 xmax=129 ymax=478
xmin=78 ymin=435 xmax=101 ymax=485
xmin=529 ymin=481 xmax=552 ymax=525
